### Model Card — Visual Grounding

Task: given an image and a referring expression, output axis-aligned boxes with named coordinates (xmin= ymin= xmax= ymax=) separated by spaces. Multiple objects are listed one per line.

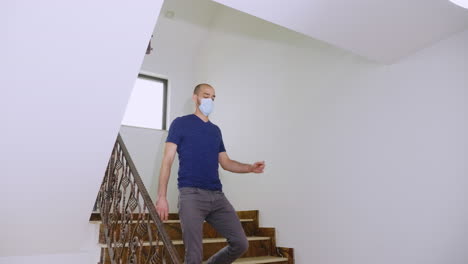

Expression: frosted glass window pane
xmin=121 ymin=77 xmax=165 ymax=130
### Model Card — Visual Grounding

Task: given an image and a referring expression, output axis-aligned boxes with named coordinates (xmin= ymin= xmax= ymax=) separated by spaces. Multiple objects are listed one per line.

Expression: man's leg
xmin=178 ymin=188 xmax=210 ymax=264
xmin=205 ymin=192 xmax=249 ymax=264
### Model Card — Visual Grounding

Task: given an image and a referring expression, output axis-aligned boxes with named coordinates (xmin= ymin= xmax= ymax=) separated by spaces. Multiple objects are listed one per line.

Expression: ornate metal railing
xmin=97 ymin=134 xmax=182 ymax=264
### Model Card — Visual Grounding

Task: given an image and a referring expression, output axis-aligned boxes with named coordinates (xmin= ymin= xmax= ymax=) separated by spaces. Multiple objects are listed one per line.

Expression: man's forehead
xmin=201 ymin=86 xmax=215 ymax=94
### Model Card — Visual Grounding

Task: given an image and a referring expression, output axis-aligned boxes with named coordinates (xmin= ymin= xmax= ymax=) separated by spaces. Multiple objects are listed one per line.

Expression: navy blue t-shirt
xmin=166 ymin=114 xmax=226 ymax=191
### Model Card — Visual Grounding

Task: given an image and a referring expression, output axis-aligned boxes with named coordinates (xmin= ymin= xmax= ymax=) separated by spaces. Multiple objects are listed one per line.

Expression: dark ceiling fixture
xmin=146 ymin=35 xmax=153 ymax=55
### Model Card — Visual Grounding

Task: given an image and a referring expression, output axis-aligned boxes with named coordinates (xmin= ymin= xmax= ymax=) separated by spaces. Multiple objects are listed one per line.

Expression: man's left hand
xmin=250 ymin=161 xmax=265 ymax=173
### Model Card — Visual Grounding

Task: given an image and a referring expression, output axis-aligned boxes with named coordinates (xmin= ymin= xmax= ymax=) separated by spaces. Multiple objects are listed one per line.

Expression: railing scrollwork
xmin=97 ymin=134 xmax=182 ymax=264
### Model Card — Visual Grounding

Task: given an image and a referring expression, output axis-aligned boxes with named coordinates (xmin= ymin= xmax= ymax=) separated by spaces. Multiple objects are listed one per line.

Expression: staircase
xmin=90 ymin=210 xmax=294 ymax=264
xmin=94 ymin=134 xmax=294 ymax=264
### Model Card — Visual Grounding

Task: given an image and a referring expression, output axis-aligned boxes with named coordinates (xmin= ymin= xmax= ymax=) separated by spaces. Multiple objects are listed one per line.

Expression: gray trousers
xmin=178 ymin=187 xmax=249 ymax=264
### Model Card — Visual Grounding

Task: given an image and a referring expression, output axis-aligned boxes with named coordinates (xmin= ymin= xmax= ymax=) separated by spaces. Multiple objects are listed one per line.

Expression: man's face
xmin=194 ymin=86 xmax=216 ymax=106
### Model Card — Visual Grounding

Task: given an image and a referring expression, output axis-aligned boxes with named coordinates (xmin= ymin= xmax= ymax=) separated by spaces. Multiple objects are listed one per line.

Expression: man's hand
xmin=250 ymin=161 xmax=265 ymax=173
xmin=155 ymin=198 xmax=169 ymax=221
xmin=155 ymin=142 xmax=177 ymax=222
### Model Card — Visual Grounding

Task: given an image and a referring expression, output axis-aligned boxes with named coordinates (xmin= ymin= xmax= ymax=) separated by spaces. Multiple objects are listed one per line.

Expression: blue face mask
xmin=199 ymin=98 xmax=214 ymax=116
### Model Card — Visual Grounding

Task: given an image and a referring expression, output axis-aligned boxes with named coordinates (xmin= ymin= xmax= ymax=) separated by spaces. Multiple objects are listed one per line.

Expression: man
xmin=155 ymin=83 xmax=265 ymax=264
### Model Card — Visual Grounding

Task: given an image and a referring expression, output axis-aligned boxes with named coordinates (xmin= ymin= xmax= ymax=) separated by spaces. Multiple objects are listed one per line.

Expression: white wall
xmin=0 ymin=252 xmax=99 ymax=264
xmin=120 ymin=1 xmax=467 ymax=263
xmin=119 ymin=125 xmax=167 ymax=201
xmin=194 ymin=6 xmax=468 ymax=264
xmin=119 ymin=0 xmax=221 ymax=211
xmin=0 ymin=223 xmax=101 ymax=264
xmin=2 ymin=0 xmax=164 ymax=259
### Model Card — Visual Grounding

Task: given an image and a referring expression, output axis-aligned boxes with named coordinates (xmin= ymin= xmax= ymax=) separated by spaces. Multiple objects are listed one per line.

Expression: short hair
xmin=193 ymin=83 xmax=212 ymax=95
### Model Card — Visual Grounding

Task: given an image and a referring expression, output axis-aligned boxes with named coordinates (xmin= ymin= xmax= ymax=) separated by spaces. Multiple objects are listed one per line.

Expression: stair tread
xmin=202 ymin=256 xmax=289 ymax=264
xmin=232 ymin=256 xmax=289 ymax=264
xmin=99 ymin=236 xmax=271 ymax=248
xmin=90 ymin=219 xmax=254 ymax=224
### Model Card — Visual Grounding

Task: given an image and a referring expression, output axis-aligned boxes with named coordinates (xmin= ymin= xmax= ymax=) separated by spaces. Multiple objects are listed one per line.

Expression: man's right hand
xmin=155 ymin=198 xmax=169 ymax=221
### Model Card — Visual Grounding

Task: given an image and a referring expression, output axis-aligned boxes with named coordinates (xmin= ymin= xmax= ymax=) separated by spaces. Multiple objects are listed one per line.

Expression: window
xmin=121 ymin=74 xmax=168 ymax=130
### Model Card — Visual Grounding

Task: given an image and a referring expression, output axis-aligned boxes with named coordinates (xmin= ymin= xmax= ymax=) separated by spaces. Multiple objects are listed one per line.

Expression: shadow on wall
xmin=148 ymin=97 xmax=194 ymax=211
xmin=149 ymin=134 xmax=168 ymax=202
xmin=184 ymin=97 xmax=194 ymax=114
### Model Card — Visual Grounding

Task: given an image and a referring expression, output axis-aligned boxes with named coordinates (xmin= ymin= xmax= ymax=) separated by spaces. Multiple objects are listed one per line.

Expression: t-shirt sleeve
xmin=166 ymin=118 xmax=183 ymax=145
xmin=219 ymin=128 xmax=226 ymax=153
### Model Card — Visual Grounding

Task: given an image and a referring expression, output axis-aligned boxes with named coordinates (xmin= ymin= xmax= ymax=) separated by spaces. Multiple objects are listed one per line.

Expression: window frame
xmin=121 ymin=72 xmax=169 ymax=131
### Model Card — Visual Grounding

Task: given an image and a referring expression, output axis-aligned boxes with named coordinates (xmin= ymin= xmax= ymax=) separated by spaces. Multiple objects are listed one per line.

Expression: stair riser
xmin=101 ymin=239 xmax=272 ymax=264
xmin=91 ymin=210 xmax=259 ymax=222
xmin=99 ymin=221 xmax=256 ymax=243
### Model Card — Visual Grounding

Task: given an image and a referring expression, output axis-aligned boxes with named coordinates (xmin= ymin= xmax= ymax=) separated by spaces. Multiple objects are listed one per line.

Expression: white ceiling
xmin=211 ymin=0 xmax=468 ymax=63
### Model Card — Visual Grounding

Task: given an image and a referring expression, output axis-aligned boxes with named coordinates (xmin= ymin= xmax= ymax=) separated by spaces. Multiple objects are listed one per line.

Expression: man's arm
xmin=155 ymin=142 xmax=177 ymax=221
xmin=219 ymin=152 xmax=265 ymax=173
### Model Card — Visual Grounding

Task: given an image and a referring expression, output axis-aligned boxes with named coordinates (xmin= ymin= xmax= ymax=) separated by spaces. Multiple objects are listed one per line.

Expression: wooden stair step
xmin=91 ymin=211 xmax=260 ymax=243
xmin=95 ymin=218 xmax=257 ymax=242
xmin=99 ymin=236 xmax=271 ymax=248
xmin=95 ymin=209 xmax=294 ymax=264
xmin=89 ymin=210 xmax=259 ymax=222
xmin=231 ymin=256 xmax=289 ymax=264
xmin=101 ymin=252 xmax=288 ymax=264
xmin=90 ymin=219 xmax=255 ymax=224
xmin=199 ymin=256 xmax=289 ymax=264
xmin=100 ymin=236 xmax=273 ymax=263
